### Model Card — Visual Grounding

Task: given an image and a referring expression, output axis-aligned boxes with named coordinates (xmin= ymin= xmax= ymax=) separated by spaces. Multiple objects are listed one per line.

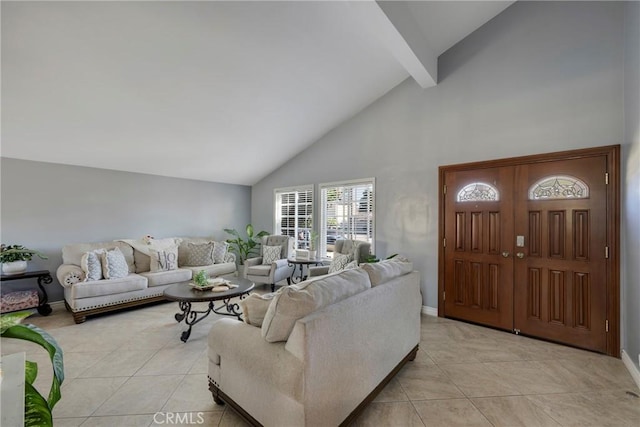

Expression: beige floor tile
xmin=472 ymin=396 xmax=561 ymax=427
xmin=135 ymin=347 xmax=203 ymax=376
xmin=412 ymin=399 xmax=492 ymax=427
xmin=351 ymin=401 xmax=425 ymax=427
xmin=425 ymin=342 xmax=483 ymax=364
xmin=51 ymin=417 xmax=87 ymax=426
xmin=52 ymin=377 xmax=129 ymax=418
xmin=526 ymin=392 xmax=630 ymax=427
xmin=581 ymin=390 xmax=640 ymax=426
xmin=93 ymin=375 xmax=183 ymax=416
xmin=218 ymin=408 xmax=253 ymax=427
xmin=62 ymin=351 xmax=113 ymax=380
xmin=79 ymin=414 xmax=154 ymax=426
xmin=538 ymin=357 xmax=637 ymax=392
xmin=484 ymin=361 xmax=573 ymax=394
xmin=397 ymin=365 xmax=465 ymax=400
xmin=188 ymin=350 xmax=210 ymax=374
xmin=438 ymin=363 xmax=521 ymax=398
xmin=162 ymin=374 xmax=223 ymax=413
xmin=373 ymin=378 xmax=409 ymax=402
xmin=78 ymin=350 xmax=156 ymax=378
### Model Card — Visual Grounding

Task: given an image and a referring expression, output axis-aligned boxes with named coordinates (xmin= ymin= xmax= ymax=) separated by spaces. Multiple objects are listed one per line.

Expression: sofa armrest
xmin=308 ymin=265 xmax=330 ymax=277
xmin=245 ymin=257 xmax=263 ymax=267
xmin=56 ymin=264 xmax=85 ymax=288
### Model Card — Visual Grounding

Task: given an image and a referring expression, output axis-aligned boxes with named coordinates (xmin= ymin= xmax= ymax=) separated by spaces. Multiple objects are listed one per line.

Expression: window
xmin=457 ymin=182 xmax=500 ymax=202
xmin=320 ymin=179 xmax=374 ymax=258
xmin=528 ymin=175 xmax=589 ymax=200
xmin=274 ymin=186 xmax=313 ymax=249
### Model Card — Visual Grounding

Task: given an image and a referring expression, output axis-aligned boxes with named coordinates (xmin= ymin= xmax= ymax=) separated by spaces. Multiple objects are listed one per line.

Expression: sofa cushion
xmin=360 ymin=259 xmax=413 ymax=286
xmin=240 ymin=292 xmax=277 ymax=327
xmin=71 ymin=274 xmax=147 ymax=299
xmin=81 ymin=250 xmax=103 ymax=281
xmin=139 ymin=268 xmax=192 ymax=287
xmin=178 ymin=237 xmax=216 ymax=266
xmin=262 ymin=245 xmax=282 ymax=265
xmin=261 ymin=268 xmax=371 ymax=342
xmin=149 ymin=245 xmax=179 ymax=272
xmin=181 ymin=262 xmax=236 ymax=277
xmin=246 ymin=265 xmax=271 ymax=277
xmin=101 ymin=248 xmax=129 ymax=279
xmin=63 ymin=241 xmax=135 ymax=273
xmin=213 ymin=241 xmax=229 ymax=264
xmin=184 ymin=242 xmax=215 ymax=266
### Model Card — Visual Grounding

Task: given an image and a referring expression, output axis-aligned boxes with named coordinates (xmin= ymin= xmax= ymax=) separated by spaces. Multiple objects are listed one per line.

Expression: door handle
xmin=502 ymin=251 xmax=510 ymax=258
xmin=516 ymin=252 xmax=525 ymax=259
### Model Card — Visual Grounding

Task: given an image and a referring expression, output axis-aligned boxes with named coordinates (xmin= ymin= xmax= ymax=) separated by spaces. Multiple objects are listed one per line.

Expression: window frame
xmin=273 ymin=185 xmax=314 ymax=250
xmin=319 ymin=178 xmax=375 ymax=258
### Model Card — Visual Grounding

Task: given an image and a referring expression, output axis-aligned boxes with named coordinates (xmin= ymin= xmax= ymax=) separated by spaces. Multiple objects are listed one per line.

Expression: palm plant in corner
xmin=224 ymin=224 xmax=269 ymax=265
xmin=1 ymin=310 xmax=64 ymax=426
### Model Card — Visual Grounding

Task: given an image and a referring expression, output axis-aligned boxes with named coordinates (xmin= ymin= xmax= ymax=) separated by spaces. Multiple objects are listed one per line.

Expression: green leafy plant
xmin=309 ymin=230 xmax=319 ymax=251
xmin=193 ymin=270 xmax=209 ymax=287
xmin=0 ymin=245 xmax=48 ymax=263
xmin=224 ymin=224 xmax=269 ymax=264
xmin=1 ymin=311 xmax=64 ymax=427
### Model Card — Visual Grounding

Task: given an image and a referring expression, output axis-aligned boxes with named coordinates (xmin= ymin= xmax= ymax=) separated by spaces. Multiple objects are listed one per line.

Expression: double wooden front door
xmin=440 ymin=146 xmax=619 ymax=356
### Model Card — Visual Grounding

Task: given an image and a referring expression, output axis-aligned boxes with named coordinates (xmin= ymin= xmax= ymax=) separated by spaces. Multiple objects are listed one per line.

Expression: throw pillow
xmin=184 ymin=242 xmax=215 ymax=266
xmin=360 ymin=258 xmax=413 ymax=287
xmin=262 ymin=245 xmax=282 ymax=265
xmin=261 ymin=268 xmax=372 ymax=342
xmin=81 ymin=250 xmax=103 ymax=281
xmin=149 ymin=245 xmax=179 ymax=272
xmin=100 ymin=247 xmax=129 ymax=279
xmin=213 ymin=241 xmax=229 ymax=264
xmin=328 ymin=253 xmax=352 ymax=274
xmin=240 ymin=292 xmax=277 ymax=327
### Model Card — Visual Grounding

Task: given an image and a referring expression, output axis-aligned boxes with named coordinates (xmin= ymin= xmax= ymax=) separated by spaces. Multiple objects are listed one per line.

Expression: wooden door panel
xmin=514 ymin=156 xmax=607 ymax=352
xmin=444 ymin=167 xmax=514 ymax=330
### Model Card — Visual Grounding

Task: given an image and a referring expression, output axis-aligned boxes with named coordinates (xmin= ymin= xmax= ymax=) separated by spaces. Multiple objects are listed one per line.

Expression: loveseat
xmin=56 ymin=237 xmax=236 ymax=323
xmin=207 ymin=258 xmax=420 ymax=426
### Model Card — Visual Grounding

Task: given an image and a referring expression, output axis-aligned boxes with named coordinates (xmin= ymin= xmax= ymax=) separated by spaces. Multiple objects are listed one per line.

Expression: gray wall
xmin=252 ymin=1 xmax=625 ymax=312
xmin=1 ymin=158 xmax=251 ymax=302
xmin=623 ymin=1 xmax=640 ymax=370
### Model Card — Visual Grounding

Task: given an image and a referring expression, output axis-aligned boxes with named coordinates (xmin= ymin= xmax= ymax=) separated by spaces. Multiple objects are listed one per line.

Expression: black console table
xmin=0 ymin=270 xmax=53 ymax=315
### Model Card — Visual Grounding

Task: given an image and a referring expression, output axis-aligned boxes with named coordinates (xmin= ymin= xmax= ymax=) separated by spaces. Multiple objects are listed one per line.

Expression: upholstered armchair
xmin=308 ymin=239 xmax=372 ymax=278
xmin=245 ymin=235 xmax=295 ymax=291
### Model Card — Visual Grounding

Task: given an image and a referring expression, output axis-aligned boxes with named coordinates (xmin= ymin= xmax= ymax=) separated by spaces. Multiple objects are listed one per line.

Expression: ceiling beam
xmin=352 ymin=0 xmax=437 ymax=89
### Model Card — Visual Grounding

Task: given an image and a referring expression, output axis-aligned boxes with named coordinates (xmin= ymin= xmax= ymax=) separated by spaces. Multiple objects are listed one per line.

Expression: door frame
xmin=438 ymin=145 xmax=620 ymax=357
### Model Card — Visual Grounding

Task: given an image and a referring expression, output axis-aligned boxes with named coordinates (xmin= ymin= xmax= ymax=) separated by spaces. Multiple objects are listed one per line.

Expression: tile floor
xmin=2 ymin=291 xmax=639 ymax=427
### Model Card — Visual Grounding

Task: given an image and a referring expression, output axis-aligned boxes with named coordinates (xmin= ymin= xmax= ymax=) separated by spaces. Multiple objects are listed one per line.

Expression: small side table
xmin=0 ymin=270 xmax=53 ymax=316
xmin=287 ymin=258 xmax=324 ymax=284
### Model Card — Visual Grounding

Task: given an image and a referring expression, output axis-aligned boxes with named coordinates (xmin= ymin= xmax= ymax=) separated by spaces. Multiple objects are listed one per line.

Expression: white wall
xmin=252 ymin=2 xmax=625 ymax=312
xmin=0 ymin=158 xmax=251 ymax=302
xmin=623 ymin=1 xmax=640 ymax=369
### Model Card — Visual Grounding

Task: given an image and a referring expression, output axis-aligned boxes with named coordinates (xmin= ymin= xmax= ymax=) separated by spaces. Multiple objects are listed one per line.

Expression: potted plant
xmin=1 ymin=310 xmax=64 ymax=426
xmin=0 ymin=244 xmax=48 ymax=275
xmin=308 ymin=230 xmax=319 ymax=259
xmin=224 ymin=224 xmax=269 ymax=266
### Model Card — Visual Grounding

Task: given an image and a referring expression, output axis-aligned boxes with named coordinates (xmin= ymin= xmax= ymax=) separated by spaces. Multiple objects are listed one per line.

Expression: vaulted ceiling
xmin=1 ymin=1 xmax=514 ymax=185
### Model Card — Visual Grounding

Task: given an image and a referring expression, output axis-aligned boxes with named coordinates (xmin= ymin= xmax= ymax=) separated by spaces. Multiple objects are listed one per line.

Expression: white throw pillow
xmin=328 ymin=253 xmax=352 ymax=274
xmin=240 ymin=292 xmax=277 ymax=327
xmin=262 ymin=245 xmax=282 ymax=265
xmin=100 ymin=247 xmax=129 ymax=279
xmin=149 ymin=245 xmax=179 ymax=272
xmin=261 ymin=268 xmax=372 ymax=342
xmin=213 ymin=241 xmax=229 ymax=264
xmin=81 ymin=250 xmax=103 ymax=281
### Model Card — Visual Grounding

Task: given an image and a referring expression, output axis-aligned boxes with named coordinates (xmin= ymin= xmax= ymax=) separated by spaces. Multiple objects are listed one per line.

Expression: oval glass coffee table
xmin=164 ymin=274 xmax=254 ymax=342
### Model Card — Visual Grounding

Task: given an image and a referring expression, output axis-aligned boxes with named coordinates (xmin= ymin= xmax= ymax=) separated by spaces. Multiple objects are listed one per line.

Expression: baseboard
xmin=621 ymin=349 xmax=640 ymax=390
xmin=421 ymin=305 xmax=437 ymax=316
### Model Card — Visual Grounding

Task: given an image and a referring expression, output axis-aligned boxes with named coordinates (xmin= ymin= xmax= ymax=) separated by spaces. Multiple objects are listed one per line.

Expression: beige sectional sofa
xmin=207 ymin=259 xmax=420 ymax=426
xmin=56 ymin=237 xmax=236 ymax=323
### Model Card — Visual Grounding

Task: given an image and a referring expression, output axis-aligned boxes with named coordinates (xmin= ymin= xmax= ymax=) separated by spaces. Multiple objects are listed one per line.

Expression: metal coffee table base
xmin=174 ymin=296 xmax=246 ymax=343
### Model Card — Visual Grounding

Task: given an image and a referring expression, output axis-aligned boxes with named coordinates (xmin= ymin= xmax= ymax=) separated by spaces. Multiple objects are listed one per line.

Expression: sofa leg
xmin=208 ymin=379 xmax=225 ymax=406
xmin=271 ymin=284 xmax=275 ymax=292
xmin=73 ymin=313 xmax=86 ymax=324
xmin=408 ymin=345 xmax=419 ymax=361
